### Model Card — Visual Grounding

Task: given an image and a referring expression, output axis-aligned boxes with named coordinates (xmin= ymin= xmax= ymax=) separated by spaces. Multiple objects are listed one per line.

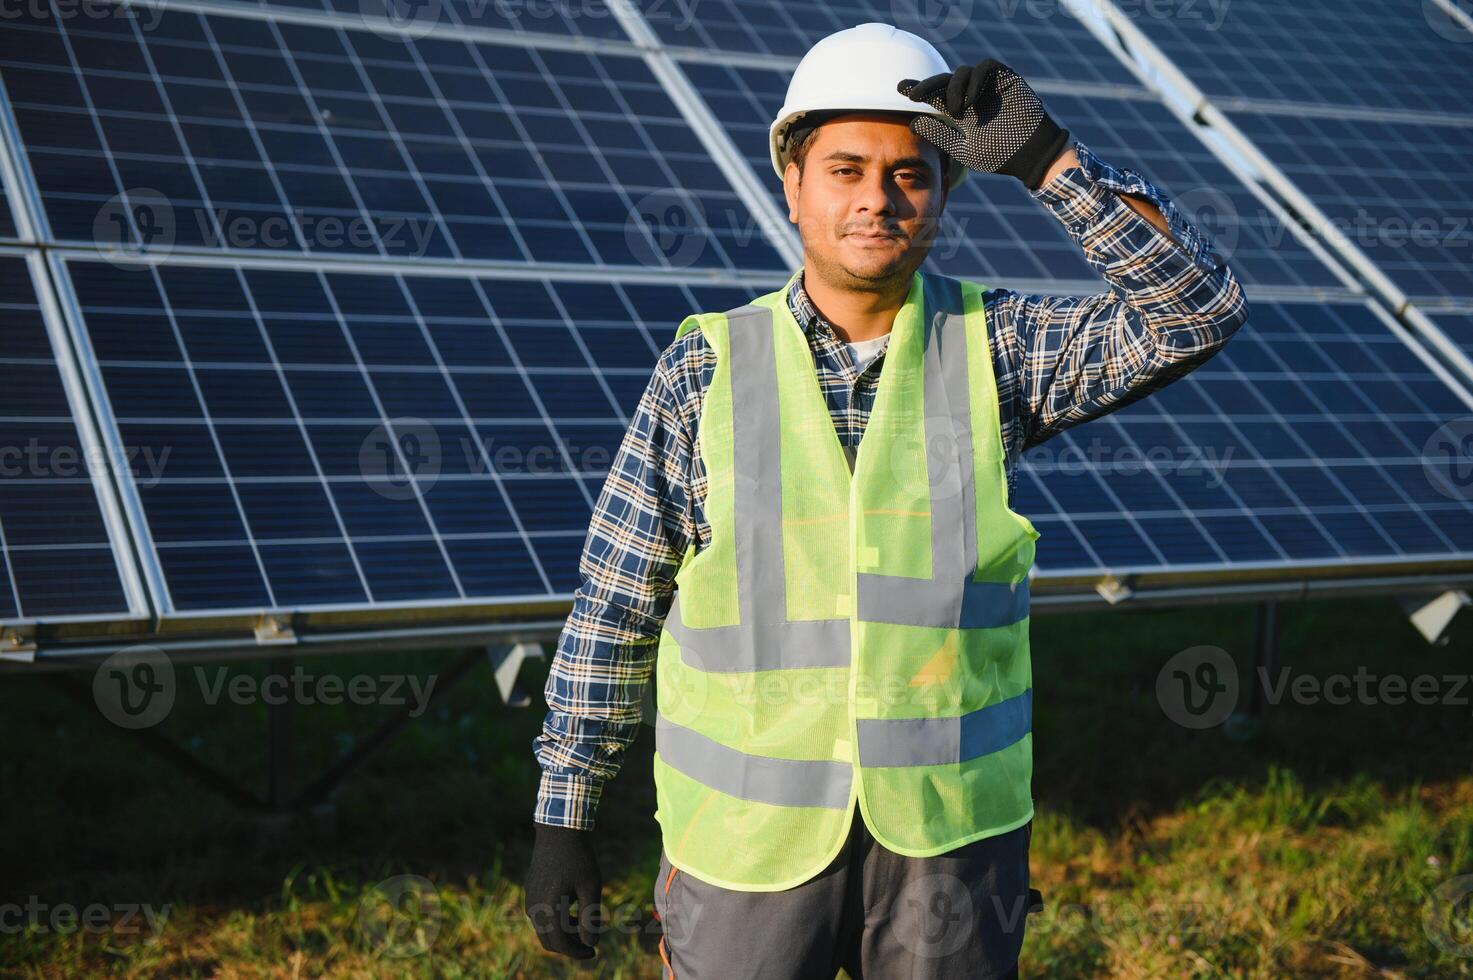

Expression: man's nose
xmin=853 ymin=172 xmax=898 ymax=215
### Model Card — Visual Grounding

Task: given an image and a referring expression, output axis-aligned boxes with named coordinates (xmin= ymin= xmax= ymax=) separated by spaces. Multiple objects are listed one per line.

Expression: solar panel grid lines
xmin=0 ymin=0 xmax=788 ymax=272
xmin=1091 ymin=0 xmax=1473 ymax=310
xmin=50 ymin=252 xmax=774 ymax=616
xmin=0 ymin=249 xmax=146 ymax=622
xmin=1012 ymin=298 xmax=1473 ymax=575
xmin=1109 ymin=0 xmax=1473 ymax=119
xmin=639 ymin=0 xmax=1144 ymax=89
xmin=1220 ymin=110 xmax=1473 ymax=306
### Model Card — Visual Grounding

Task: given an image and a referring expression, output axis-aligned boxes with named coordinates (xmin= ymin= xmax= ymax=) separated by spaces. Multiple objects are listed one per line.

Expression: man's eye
xmin=833 ymin=167 xmax=859 ymax=176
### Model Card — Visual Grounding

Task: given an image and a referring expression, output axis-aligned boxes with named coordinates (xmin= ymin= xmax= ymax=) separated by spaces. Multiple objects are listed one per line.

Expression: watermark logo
xmin=93 ymin=188 xmax=175 ymax=266
xmin=1171 ymin=185 xmax=1240 ymax=264
xmin=1424 ymin=416 xmax=1473 ymax=501
xmin=358 ymin=0 xmax=443 ymax=39
xmin=358 ymin=875 xmax=443 ymax=958
xmin=892 ymin=872 xmax=980 ymax=958
xmin=359 ymin=418 xmax=442 ymax=500
xmin=626 ymin=189 xmax=709 ymax=269
xmin=92 ymin=646 xmax=176 ymax=730
xmin=0 ymin=897 xmax=171 ymax=936
xmin=890 ymin=0 xmax=976 ymax=42
xmin=1425 ymin=874 xmax=1473 ymax=957
xmin=1424 ymin=0 xmax=1473 ymax=43
xmin=1156 ymin=645 xmax=1238 ymax=728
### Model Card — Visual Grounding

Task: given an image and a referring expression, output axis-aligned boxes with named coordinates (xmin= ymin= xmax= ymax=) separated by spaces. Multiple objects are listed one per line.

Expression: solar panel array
xmin=0 ymin=0 xmax=1470 ymax=634
xmin=0 ymin=5 xmax=784 ymax=270
xmin=1116 ymin=0 xmax=1473 ymax=309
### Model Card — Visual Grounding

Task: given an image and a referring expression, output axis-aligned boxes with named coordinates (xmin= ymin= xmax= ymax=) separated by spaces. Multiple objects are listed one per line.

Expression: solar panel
xmin=644 ymin=0 xmax=1140 ymax=89
xmin=682 ymin=59 xmax=1345 ymax=292
xmin=1423 ymin=309 xmax=1473 ymax=359
xmin=1225 ymin=110 xmax=1473 ymax=304
xmin=54 ymin=253 xmax=774 ymax=615
xmin=209 ymin=0 xmax=633 ymax=41
xmin=1010 ymin=298 xmax=1473 ymax=574
xmin=0 ymin=2 xmax=787 ymax=271
xmin=1120 ymin=0 xmax=1473 ymax=117
xmin=0 ymin=251 xmax=143 ymax=621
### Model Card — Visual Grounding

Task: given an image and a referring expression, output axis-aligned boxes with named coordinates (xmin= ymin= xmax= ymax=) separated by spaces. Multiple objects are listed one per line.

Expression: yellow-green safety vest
xmin=652 ymin=268 xmax=1040 ymax=892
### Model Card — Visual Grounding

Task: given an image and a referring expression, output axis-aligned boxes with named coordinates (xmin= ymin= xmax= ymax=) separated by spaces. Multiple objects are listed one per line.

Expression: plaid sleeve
xmin=531 ymin=342 xmax=697 ymax=830
xmin=996 ymin=136 xmax=1250 ymax=455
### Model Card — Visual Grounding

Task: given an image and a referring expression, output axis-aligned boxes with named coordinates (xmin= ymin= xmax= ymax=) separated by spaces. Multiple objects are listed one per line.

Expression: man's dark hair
xmin=788 ymin=110 xmax=952 ymax=185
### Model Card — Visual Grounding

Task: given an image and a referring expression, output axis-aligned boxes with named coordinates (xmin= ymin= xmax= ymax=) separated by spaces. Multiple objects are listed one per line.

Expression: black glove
xmin=897 ymin=59 xmax=1071 ymax=190
xmin=524 ymin=824 xmax=603 ymax=959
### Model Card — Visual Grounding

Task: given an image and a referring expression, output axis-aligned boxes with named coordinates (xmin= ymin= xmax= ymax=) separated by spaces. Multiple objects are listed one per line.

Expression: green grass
xmin=2 ymin=595 xmax=1471 ymax=978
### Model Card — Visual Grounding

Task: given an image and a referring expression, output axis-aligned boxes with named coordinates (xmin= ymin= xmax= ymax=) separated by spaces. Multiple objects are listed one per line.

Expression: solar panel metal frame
xmin=0 ymin=246 xmax=153 ymax=629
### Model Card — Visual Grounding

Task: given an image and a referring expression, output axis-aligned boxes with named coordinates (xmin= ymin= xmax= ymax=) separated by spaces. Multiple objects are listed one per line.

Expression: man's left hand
xmin=897 ymin=59 xmax=1071 ymax=190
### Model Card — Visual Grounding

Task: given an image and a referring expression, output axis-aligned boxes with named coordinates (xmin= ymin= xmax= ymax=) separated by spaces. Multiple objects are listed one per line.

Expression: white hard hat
xmin=769 ymin=22 xmax=967 ymax=190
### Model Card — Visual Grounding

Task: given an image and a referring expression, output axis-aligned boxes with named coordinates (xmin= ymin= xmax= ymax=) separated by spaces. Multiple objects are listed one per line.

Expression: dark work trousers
xmin=652 ymin=806 xmax=1039 ymax=979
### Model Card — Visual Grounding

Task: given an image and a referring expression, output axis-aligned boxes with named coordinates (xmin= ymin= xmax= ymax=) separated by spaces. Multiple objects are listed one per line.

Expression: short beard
xmin=802 ymin=235 xmax=925 ymax=296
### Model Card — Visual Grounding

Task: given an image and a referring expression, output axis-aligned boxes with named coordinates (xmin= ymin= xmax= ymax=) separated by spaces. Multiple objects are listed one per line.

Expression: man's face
xmin=783 ymin=111 xmax=948 ymax=292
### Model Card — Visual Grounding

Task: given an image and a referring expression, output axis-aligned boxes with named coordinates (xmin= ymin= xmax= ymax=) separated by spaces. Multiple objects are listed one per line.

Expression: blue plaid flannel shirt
xmin=533 ymin=137 xmax=1250 ymax=828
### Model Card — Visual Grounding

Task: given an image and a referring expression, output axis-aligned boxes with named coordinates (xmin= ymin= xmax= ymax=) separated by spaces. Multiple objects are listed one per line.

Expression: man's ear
xmin=783 ymin=161 xmax=801 ymax=224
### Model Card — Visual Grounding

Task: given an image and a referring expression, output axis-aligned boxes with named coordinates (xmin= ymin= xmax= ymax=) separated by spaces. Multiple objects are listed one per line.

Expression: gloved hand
xmin=897 ymin=59 xmax=1071 ymax=190
xmin=524 ymin=823 xmax=603 ymax=959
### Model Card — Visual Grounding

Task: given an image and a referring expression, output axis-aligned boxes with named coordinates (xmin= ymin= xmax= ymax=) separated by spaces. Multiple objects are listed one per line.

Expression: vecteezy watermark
xmin=1424 ymin=416 xmax=1473 ymax=501
xmin=1424 ymin=0 xmax=1473 ymax=44
xmin=0 ymin=897 xmax=171 ymax=936
xmin=1156 ymin=645 xmax=1240 ymax=729
xmin=93 ymin=189 xmax=439 ymax=269
xmin=1157 ymin=646 xmax=1473 ymax=727
xmin=1258 ymin=666 xmax=1473 ymax=713
xmin=359 ymin=418 xmax=443 ymax=501
xmin=358 ymin=875 xmax=443 ymax=958
xmin=0 ymin=0 xmax=167 ymax=31
xmin=92 ymin=648 xmax=438 ymax=730
xmin=891 ymin=0 xmax=1235 ymax=41
xmin=1425 ymin=874 xmax=1473 ymax=957
xmin=626 ymin=188 xmax=711 ymax=269
xmin=94 ymin=188 xmax=175 ymax=265
xmin=93 ymin=646 xmax=176 ymax=731
xmin=356 ymin=0 xmax=701 ymax=38
xmin=1022 ymin=437 xmax=1239 ymax=490
xmin=0 ymin=438 xmax=172 ymax=486
xmin=357 ymin=420 xmax=619 ymax=500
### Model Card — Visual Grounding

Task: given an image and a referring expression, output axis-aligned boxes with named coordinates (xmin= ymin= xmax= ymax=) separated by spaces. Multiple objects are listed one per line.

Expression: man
xmin=524 ymin=22 xmax=1248 ymax=978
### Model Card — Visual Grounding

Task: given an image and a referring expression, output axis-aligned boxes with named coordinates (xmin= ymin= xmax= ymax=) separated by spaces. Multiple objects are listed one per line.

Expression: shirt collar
xmin=786 ymin=268 xmax=825 ymax=337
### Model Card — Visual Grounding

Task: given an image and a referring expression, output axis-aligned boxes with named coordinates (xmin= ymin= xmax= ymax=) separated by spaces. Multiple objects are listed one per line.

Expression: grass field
xmin=3 ymin=595 xmax=1471 ymax=978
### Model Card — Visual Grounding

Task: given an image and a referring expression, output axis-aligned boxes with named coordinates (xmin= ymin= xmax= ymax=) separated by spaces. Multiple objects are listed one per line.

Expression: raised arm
xmin=1000 ymin=137 xmax=1250 ymax=455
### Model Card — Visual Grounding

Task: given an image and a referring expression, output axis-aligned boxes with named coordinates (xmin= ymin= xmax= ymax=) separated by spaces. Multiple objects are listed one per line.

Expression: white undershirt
xmin=843 ymin=332 xmax=890 ymax=374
